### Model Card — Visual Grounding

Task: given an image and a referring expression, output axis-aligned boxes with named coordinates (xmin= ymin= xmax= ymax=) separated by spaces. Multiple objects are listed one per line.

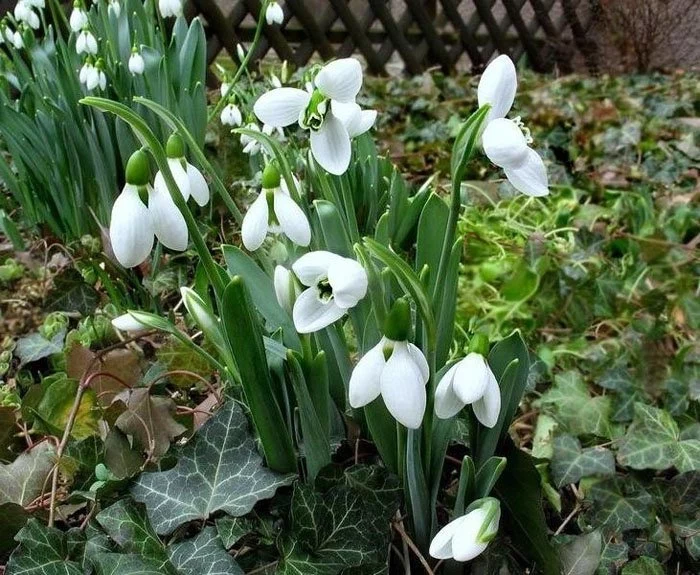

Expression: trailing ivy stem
xmin=47 ymin=376 xmax=91 ymax=527
xmin=208 ymin=0 xmax=271 ymax=124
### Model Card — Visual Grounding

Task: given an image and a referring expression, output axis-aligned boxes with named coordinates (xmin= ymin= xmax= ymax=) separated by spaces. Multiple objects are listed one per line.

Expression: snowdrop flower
xmin=107 ymin=0 xmax=121 ymax=17
xmin=220 ymin=81 xmax=231 ymax=97
xmin=14 ymin=1 xmax=40 ymax=30
xmin=291 ymin=251 xmax=368 ymax=333
xmin=220 ymin=103 xmax=242 ymax=127
xmin=76 ymin=29 xmax=97 ymax=55
xmin=265 ymin=1 xmax=284 ymax=25
xmin=128 ymin=49 xmax=145 ymax=75
xmin=158 ymin=0 xmax=182 ymax=18
xmin=79 ymin=59 xmax=93 ymax=86
xmin=25 ymin=0 xmax=44 ymax=8
xmin=112 ymin=313 xmax=149 ymax=333
xmin=254 ymin=58 xmax=376 ymax=175
xmin=95 ymin=61 xmax=107 ymax=90
xmin=239 ymin=122 xmax=284 ymax=156
xmin=349 ymin=300 xmax=429 ymax=429
xmin=478 ymin=55 xmax=548 ymax=197
xmin=274 ymin=265 xmax=299 ymax=315
xmin=153 ymin=134 xmax=210 ymax=208
xmin=434 ymin=352 xmax=501 ymax=428
xmin=236 ymin=44 xmax=246 ymax=63
xmin=12 ymin=29 xmax=24 ymax=49
xmin=429 ymin=499 xmax=501 ymax=562
xmin=69 ymin=2 xmax=87 ymax=32
xmin=242 ymin=164 xmax=310 ymax=251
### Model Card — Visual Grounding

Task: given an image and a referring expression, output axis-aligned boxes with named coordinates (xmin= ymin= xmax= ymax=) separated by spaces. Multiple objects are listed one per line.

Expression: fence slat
xmin=440 ymin=0 xmax=485 ymax=70
xmin=328 ymin=0 xmax=384 ymax=74
xmin=404 ymin=0 xmax=453 ymax=71
xmin=368 ymin=0 xmax=423 ymax=74
xmin=285 ymin=0 xmax=336 ymax=60
xmin=502 ymin=0 xmax=547 ymax=71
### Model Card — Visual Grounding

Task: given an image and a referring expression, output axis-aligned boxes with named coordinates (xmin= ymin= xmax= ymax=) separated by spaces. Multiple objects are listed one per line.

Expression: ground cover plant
xmin=0 ymin=1 xmax=698 ymax=574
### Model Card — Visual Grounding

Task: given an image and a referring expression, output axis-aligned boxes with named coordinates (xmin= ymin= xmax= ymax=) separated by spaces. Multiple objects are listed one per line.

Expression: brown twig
xmin=393 ymin=514 xmax=435 ymax=574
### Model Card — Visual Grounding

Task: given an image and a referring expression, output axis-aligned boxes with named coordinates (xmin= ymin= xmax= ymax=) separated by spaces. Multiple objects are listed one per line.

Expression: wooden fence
xmin=1 ymin=1 xmax=601 ymax=74
xmin=190 ymin=0 xmax=601 ymax=75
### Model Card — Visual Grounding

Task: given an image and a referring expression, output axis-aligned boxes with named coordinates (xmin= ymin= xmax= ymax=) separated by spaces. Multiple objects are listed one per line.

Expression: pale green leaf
xmin=551 ymin=435 xmax=615 ymax=487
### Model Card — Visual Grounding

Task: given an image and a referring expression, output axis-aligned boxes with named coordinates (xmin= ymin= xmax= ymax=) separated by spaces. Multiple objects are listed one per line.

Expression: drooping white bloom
xmin=241 ymin=176 xmax=310 ymax=251
xmin=434 ymin=352 xmax=501 ymax=428
xmin=85 ymin=64 xmax=101 ymax=90
xmin=477 ymin=55 xmax=548 ymax=197
xmin=76 ymin=29 xmax=98 ymax=55
xmin=148 ymin=182 xmax=188 ymax=252
xmin=108 ymin=0 xmax=121 ymax=17
xmin=349 ymin=337 xmax=429 ymax=429
xmin=239 ymin=122 xmax=285 ymax=156
xmin=110 ymin=184 xmax=154 ymax=268
xmin=236 ymin=44 xmax=245 ymax=62
xmin=220 ymin=103 xmax=242 ymax=127
xmin=265 ymin=1 xmax=284 ymax=25
xmin=112 ymin=312 xmax=149 ymax=333
xmin=429 ymin=500 xmax=501 ymax=562
xmin=96 ymin=67 xmax=107 ymax=90
xmin=25 ymin=0 xmax=44 ymax=8
xmin=14 ymin=1 xmax=40 ymax=30
xmin=153 ymin=160 xmax=210 ymax=207
xmin=253 ymin=58 xmax=376 ymax=175
xmin=274 ymin=265 xmax=298 ymax=315
xmin=128 ymin=51 xmax=145 ymax=75
xmin=12 ymin=30 xmax=24 ymax=49
xmin=291 ymin=251 xmax=368 ymax=333
xmin=158 ymin=0 xmax=182 ymax=18
xmin=79 ymin=60 xmax=92 ymax=85
xmin=69 ymin=5 xmax=88 ymax=32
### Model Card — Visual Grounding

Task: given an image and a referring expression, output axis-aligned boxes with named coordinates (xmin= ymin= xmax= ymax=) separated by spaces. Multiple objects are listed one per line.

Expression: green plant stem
xmin=207 ymin=0 xmax=270 ymax=124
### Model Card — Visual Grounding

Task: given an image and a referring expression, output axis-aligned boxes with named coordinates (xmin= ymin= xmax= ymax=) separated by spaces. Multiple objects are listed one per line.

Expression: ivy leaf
xmin=585 ymin=477 xmax=654 ymax=532
xmin=34 ymin=377 xmax=100 ymax=440
xmin=621 ymin=557 xmax=664 ymax=575
xmin=131 ymin=400 xmax=294 ymax=535
xmin=0 ymin=502 xmax=29 ymax=554
xmin=536 ymin=371 xmax=613 ymax=438
xmin=14 ymin=328 xmax=66 ymax=366
xmin=617 ymin=403 xmax=700 ymax=472
xmin=46 ymin=268 xmax=100 ymax=315
xmin=91 ymin=553 xmax=166 ymax=575
xmin=559 ymin=531 xmax=602 ymax=575
xmin=5 ymin=518 xmax=83 ymax=574
xmin=167 ymin=526 xmax=243 ymax=575
xmin=215 ymin=516 xmax=254 ymax=549
xmin=596 ymin=539 xmax=628 ymax=575
xmin=113 ymin=388 xmax=187 ymax=459
xmin=96 ymin=499 xmax=171 ymax=570
xmin=0 ymin=441 xmax=55 ymax=506
xmin=278 ymin=465 xmax=400 ymax=574
xmin=654 ymin=471 xmax=700 ymax=516
xmin=598 ymin=367 xmax=645 ymax=422
xmin=551 ymin=435 xmax=615 ymax=488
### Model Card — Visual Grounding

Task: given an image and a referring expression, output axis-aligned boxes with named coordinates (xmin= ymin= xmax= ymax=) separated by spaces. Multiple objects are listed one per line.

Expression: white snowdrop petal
xmin=166 ymin=158 xmax=191 ymax=201
xmin=348 ymin=340 xmax=386 ymax=408
xmin=274 ymin=266 xmax=294 ymax=314
xmin=451 ymin=509 xmax=490 ymax=562
xmin=310 ymin=114 xmax=351 ymax=175
xmin=482 ymin=117 xmax=529 ymax=168
xmin=112 ymin=313 xmax=148 ymax=333
xmin=186 ymin=163 xmax=210 ymax=206
xmin=292 ymin=250 xmax=343 ymax=286
xmin=407 ymin=343 xmax=429 ymax=383
xmin=478 ymin=54 xmax=517 ymax=121
xmin=273 ymin=189 xmax=311 ymax=247
xmin=327 ymin=257 xmax=367 ymax=309
xmin=429 ymin=515 xmax=467 ymax=560
xmin=292 ymin=287 xmax=346 ymax=333
xmin=149 ymin=183 xmax=188 ymax=251
xmin=452 ymin=353 xmax=491 ymax=405
xmin=315 ymin=58 xmax=363 ymax=103
xmin=254 ymin=88 xmax=311 ymax=127
xmin=241 ymin=193 xmax=269 ymax=251
xmin=109 ymin=185 xmax=153 ymax=268
xmin=472 ymin=368 xmax=502 ymax=428
xmin=503 ymin=147 xmax=549 ymax=197
xmin=434 ymin=364 xmax=464 ymax=419
xmin=380 ymin=343 xmax=427 ymax=429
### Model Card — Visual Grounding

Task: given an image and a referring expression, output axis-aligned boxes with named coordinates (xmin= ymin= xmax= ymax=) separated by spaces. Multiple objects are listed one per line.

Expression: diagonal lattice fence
xmin=190 ymin=0 xmax=600 ymax=75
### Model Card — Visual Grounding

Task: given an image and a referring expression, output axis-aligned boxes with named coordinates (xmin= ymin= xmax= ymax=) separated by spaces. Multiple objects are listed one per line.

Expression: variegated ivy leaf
xmin=617 ymin=403 xmax=700 ymax=472
xmin=620 ymin=556 xmax=664 ymax=575
xmin=168 ymin=527 xmax=243 ymax=575
xmin=585 ymin=477 xmax=654 ymax=533
xmin=131 ymin=400 xmax=294 ymax=534
xmin=5 ymin=518 xmax=83 ymax=575
xmin=535 ymin=371 xmax=613 ymax=439
xmin=597 ymin=538 xmax=628 ymax=575
xmin=551 ymin=434 xmax=615 ymax=488
xmin=95 ymin=499 xmax=172 ymax=571
xmin=90 ymin=553 xmax=166 ymax=575
xmin=277 ymin=465 xmax=400 ymax=574
xmin=0 ymin=441 xmax=55 ymax=506
xmin=559 ymin=531 xmax=602 ymax=575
